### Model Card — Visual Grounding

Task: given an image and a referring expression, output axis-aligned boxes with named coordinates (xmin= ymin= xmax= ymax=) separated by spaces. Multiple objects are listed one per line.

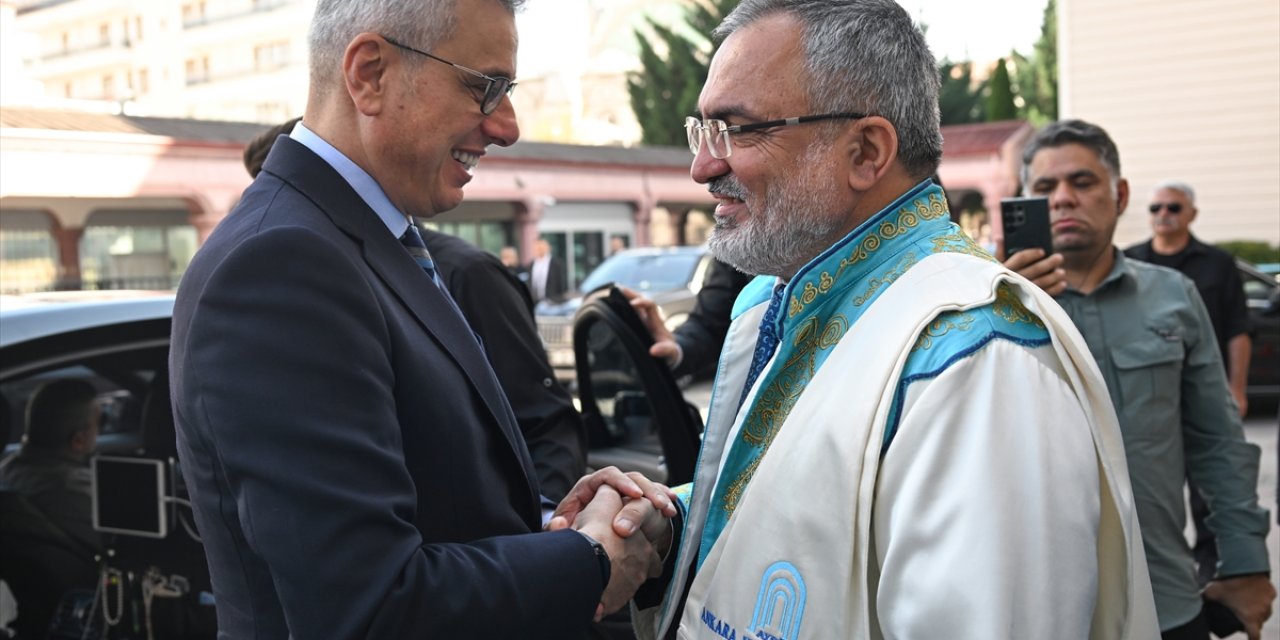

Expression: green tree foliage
xmin=938 ymin=60 xmax=986 ymax=125
xmin=985 ymin=58 xmax=1017 ymax=121
xmin=1216 ymin=241 xmax=1280 ymax=266
xmin=1012 ymin=0 xmax=1058 ymax=123
xmin=627 ymin=0 xmax=736 ymax=146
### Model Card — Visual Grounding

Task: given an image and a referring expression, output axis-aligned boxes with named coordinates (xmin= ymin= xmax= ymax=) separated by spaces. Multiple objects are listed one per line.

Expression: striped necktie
xmin=398 ymin=223 xmax=484 ymax=347
xmin=399 ymin=223 xmax=444 ymax=288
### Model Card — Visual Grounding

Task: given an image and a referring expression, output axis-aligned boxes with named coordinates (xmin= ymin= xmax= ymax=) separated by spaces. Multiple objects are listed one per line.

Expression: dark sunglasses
xmin=381 ymin=35 xmax=516 ymax=116
xmin=1148 ymin=202 xmax=1183 ymax=214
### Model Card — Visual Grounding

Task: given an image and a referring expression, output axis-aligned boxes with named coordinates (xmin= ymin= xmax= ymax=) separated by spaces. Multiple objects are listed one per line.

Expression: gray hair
xmin=713 ymin=0 xmax=942 ymax=179
xmin=307 ymin=0 xmax=524 ymax=98
xmin=1020 ymin=119 xmax=1122 ymax=188
xmin=1153 ymin=179 xmax=1196 ymax=205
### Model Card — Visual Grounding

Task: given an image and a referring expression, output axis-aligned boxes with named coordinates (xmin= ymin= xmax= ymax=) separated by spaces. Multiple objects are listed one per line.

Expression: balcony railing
xmin=1 ymin=274 xmax=179 ymax=295
xmin=41 ymin=38 xmax=130 ymax=62
xmin=185 ymin=59 xmax=299 ymax=86
xmin=183 ymin=0 xmax=297 ymax=29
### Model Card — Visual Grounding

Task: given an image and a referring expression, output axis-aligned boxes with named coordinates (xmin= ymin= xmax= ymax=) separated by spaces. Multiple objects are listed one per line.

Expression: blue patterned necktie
xmin=398 ymin=223 xmax=485 ymax=347
xmin=399 ymin=224 xmax=445 ymax=288
xmin=737 ymin=283 xmax=786 ymax=410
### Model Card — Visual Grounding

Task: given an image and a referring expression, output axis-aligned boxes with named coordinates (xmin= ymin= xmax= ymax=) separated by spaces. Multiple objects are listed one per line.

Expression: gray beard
xmin=707 ymin=144 xmax=845 ymax=277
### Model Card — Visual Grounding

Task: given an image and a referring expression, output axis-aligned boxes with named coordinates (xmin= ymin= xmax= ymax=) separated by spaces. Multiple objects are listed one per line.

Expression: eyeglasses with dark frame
xmin=381 ymin=35 xmax=516 ymax=116
xmin=684 ymin=112 xmax=868 ymax=159
xmin=1148 ymin=202 xmax=1184 ymax=214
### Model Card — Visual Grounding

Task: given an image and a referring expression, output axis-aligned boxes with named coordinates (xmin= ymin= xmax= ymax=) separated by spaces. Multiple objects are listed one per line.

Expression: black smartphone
xmin=1000 ymin=196 xmax=1053 ymax=257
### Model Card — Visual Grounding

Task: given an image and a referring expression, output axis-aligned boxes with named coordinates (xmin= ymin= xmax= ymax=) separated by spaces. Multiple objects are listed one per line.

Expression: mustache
xmin=708 ymin=176 xmax=749 ymax=200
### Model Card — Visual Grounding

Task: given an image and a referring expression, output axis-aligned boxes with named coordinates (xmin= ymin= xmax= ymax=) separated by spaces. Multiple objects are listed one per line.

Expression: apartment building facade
xmin=16 ymin=0 xmax=313 ymax=123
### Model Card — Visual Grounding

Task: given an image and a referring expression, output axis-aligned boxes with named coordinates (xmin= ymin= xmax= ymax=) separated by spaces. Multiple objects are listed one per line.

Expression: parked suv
xmin=535 ymin=246 xmax=714 ymax=381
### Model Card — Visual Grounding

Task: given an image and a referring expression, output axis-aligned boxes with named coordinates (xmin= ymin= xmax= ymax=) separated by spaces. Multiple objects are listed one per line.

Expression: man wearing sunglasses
xmin=169 ymin=0 xmax=676 ymax=638
xmin=573 ymin=1 xmax=1156 ymax=637
xmin=1125 ymin=182 xmax=1252 ymax=419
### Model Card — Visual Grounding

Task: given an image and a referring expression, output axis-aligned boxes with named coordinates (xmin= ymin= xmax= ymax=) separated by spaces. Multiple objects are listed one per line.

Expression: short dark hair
xmin=1020 ymin=119 xmax=1122 ymax=187
xmin=24 ymin=379 xmax=97 ymax=450
xmin=243 ymin=116 xmax=303 ymax=178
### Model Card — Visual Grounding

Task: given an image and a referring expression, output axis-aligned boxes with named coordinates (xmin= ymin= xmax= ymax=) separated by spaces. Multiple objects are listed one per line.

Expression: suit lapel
xmin=261 ymin=138 xmax=541 ymax=512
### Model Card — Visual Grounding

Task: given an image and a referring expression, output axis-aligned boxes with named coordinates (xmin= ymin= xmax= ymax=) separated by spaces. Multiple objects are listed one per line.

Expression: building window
xmin=102 ymin=74 xmax=114 ymax=99
xmin=80 ymin=210 xmax=198 ymax=291
xmin=60 ymin=32 xmax=69 ymax=53
xmin=99 ymin=23 xmax=110 ymax=45
xmin=426 ymin=221 xmax=515 ymax=258
xmin=254 ymin=41 xmax=290 ymax=71
xmin=63 ymin=81 xmax=73 ymax=98
xmin=182 ymin=2 xmax=206 ymax=26
xmin=0 ymin=211 xmax=58 ymax=294
xmin=185 ymin=56 xmax=210 ymax=85
xmin=137 ymin=69 xmax=149 ymax=94
xmin=135 ymin=16 xmax=143 ymax=41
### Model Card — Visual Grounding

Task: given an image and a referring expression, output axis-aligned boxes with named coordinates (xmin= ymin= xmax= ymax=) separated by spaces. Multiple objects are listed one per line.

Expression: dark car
xmin=0 ymin=291 xmax=214 ymax=639
xmin=1239 ymin=259 xmax=1280 ymax=405
xmin=535 ymin=245 xmax=715 ymax=381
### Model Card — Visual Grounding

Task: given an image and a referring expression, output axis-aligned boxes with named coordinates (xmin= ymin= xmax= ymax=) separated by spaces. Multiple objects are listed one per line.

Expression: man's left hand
xmin=546 ymin=467 xmax=678 ymax=536
xmin=1203 ymin=574 xmax=1276 ymax=640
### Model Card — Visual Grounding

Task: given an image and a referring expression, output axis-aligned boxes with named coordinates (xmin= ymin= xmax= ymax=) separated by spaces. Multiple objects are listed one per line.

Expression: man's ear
xmin=1115 ymin=177 xmax=1130 ymax=217
xmin=68 ymin=429 xmax=89 ymax=454
xmin=344 ymin=33 xmax=391 ymax=117
xmin=845 ymin=116 xmax=899 ymax=191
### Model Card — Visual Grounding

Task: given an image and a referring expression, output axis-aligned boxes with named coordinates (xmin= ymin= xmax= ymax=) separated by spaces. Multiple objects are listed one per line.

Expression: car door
xmin=573 ymin=285 xmax=703 ymax=485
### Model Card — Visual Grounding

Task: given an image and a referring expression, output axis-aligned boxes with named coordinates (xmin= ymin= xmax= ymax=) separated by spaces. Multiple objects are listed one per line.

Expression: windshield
xmin=580 ymin=253 xmax=701 ymax=294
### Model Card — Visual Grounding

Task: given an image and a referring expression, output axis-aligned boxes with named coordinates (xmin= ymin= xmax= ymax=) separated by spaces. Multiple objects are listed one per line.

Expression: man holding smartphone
xmin=1005 ymin=119 xmax=1274 ymax=640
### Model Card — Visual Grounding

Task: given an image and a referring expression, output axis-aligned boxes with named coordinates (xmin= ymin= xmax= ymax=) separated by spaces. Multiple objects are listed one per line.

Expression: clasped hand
xmin=546 ymin=467 xmax=679 ymax=621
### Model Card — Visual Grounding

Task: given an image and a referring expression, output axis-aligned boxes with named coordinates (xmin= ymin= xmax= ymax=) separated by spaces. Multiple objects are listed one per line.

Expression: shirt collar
xmin=1069 ymin=247 xmax=1132 ymax=297
xmin=289 ymin=121 xmax=411 ymax=238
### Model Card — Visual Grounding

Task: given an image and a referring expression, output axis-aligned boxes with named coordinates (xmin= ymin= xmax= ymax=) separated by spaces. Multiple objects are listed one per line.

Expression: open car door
xmin=573 ymin=285 xmax=703 ymax=485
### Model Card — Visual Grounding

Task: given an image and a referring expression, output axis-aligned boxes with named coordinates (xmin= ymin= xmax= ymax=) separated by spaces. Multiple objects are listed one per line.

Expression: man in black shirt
xmin=1124 ymin=180 xmax=1252 ymax=416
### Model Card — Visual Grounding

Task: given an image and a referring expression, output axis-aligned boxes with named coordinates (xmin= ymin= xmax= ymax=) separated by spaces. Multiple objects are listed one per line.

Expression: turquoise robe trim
xmin=694 ymin=180 xmax=1052 ymax=569
xmin=883 ymin=290 xmax=1051 ymax=451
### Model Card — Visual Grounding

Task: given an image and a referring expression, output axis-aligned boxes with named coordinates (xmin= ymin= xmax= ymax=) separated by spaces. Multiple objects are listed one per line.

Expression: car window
xmin=1 ymin=355 xmax=163 ymax=457
xmin=580 ymin=253 xmax=703 ymax=294
xmin=1241 ymin=268 xmax=1276 ymax=304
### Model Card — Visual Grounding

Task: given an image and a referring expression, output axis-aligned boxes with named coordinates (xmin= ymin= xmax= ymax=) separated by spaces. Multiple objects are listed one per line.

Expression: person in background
xmin=1006 ymin=119 xmax=1273 ymax=640
xmin=641 ymin=258 xmax=751 ymax=381
xmin=608 ymin=235 xmax=628 ymax=257
xmin=0 ymin=379 xmax=101 ymax=552
xmin=562 ymin=1 xmax=1158 ymax=636
xmin=528 ymin=237 xmax=569 ymax=303
xmin=172 ymin=0 xmax=674 ymax=636
xmin=1123 ymin=180 xmax=1255 ymax=590
xmin=500 ymin=245 xmax=531 ymax=289
xmin=1124 ymin=181 xmax=1252 ymax=417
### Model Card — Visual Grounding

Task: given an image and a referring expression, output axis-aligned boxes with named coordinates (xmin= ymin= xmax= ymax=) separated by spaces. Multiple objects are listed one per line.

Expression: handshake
xmin=546 ymin=467 xmax=679 ymax=621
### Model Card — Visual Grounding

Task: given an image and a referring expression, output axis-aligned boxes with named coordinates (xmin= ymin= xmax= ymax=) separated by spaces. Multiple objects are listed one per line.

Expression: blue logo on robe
xmin=747 ymin=561 xmax=806 ymax=640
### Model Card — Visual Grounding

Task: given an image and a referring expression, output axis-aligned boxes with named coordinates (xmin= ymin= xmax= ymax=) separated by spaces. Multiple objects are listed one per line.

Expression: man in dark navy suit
xmin=169 ymin=0 xmax=673 ymax=637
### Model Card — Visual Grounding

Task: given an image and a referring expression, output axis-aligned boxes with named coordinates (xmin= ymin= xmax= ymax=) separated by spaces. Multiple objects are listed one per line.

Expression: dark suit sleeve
xmin=441 ymin=250 xmax=587 ymax=502
xmin=549 ymin=256 xmax=570 ymax=301
xmin=175 ymin=228 xmax=600 ymax=638
xmin=672 ymin=259 xmax=752 ymax=378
